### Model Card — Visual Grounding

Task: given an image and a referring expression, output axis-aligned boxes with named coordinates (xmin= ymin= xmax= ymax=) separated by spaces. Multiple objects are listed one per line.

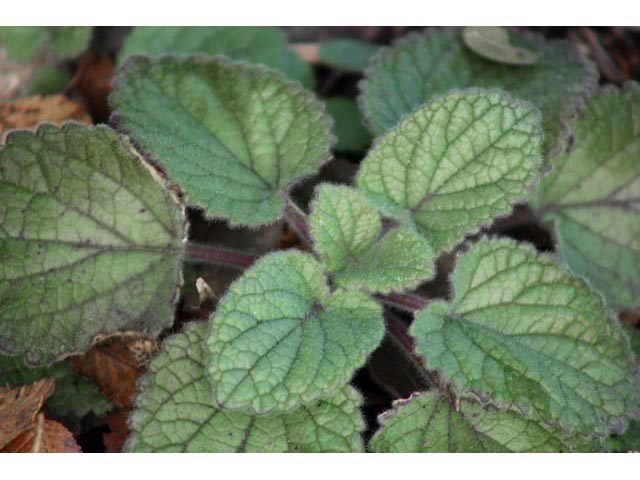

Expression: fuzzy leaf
xmin=410 ymin=238 xmax=640 ymax=435
xmin=536 ymin=84 xmax=640 ymax=311
xmin=462 ymin=27 xmax=539 ymax=65
xmin=111 ymin=56 xmax=332 ymax=227
xmin=118 ymin=26 xmax=313 ymax=87
xmin=309 ymin=184 xmax=434 ymax=293
xmin=0 ymin=354 xmax=109 ymax=421
xmin=206 ymin=250 xmax=385 ymax=414
xmin=128 ymin=323 xmax=365 ymax=452
xmin=359 ymin=28 xmax=597 ymax=153
xmin=369 ymin=392 xmax=595 ymax=452
xmin=0 ymin=123 xmax=184 ymax=365
xmin=319 ymin=39 xmax=378 ymax=73
xmin=356 ymin=89 xmax=543 ymax=256
xmin=325 ymin=98 xmax=371 ymax=153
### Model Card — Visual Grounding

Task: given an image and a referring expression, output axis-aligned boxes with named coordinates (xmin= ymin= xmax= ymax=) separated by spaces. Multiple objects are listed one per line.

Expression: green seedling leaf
xmin=369 ymin=392 xmax=595 ymax=452
xmin=0 ymin=354 xmax=109 ymax=421
xmin=319 ymin=38 xmax=378 ymax=73
xmin=206 ymin=250 xmax=385 ymax=414
xmin=325 ymin=98 xmax=371 ymax=153
xmin=118 ymin=26 xmax=313 ymax=87
xmin=111 ymin=56 xmax=333 ymax=227
xmin=536 ymin=84 xmax=640 ymax=311
xmin=128 ymin=323 xmax=365 ymax=452
xmin=309 ymin=184 xmax=434 ymax=293
xmin=359 ymin=28 xmax=597 ymax=153
xmin=0 ymin=123 xmax=184 ymax=365
xmin=462 ymin=26 xmax=539 ymax=65
xmin=357 ymin=89 xmax=542 ymax=256
xmin=410 ymin=238 xmax=640 ymax=435
xmin=0 ymin=26 xmax=91 ymax=62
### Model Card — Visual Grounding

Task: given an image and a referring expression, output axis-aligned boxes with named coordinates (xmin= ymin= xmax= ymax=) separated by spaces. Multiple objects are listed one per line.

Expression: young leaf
xmin=325 ymin=98 xmax=371 ymax=153
xmin=359 ymin=28 xmax=597 ymax=153
xmin=0 ymin=354 xmax=109 ymax=421
xmin=0 ymin=123 xmax=184 ymax=365
xmin=206 ymin=250 xmax=385 ymax=414
xmin=356 ymin=89 xmax=543 ymax=256
xmin=410 ymin=238 xmax=640 ymax=435
xmin=118 ymin=26 xmax=313 ymax=87
xmin=536 ymin=84 xmax=640 ymax=311
xmin=111 ymin=56 xmax=333 ymax=227
xmin=462 ymin=27 xmax=539 ymax=65
xmin=309 ymin=184 xmax=434 ymax=293
xmin=1 ymin=413 xmax=81 ymax=453
xmin=319 ymin=38 xmax=378 ymax=73
xmin=369 ymin=392 xmax=594 ymax=452
xmin=128 ymin=323 xmax=365 ymax=452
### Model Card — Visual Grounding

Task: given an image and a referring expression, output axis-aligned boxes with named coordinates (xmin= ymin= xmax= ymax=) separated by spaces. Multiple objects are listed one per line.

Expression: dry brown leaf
xmin=0 ymin=378 xmax=55 ymax=448
xmin=70 ymin=335 xmax=157 ymax=409
xmin=69 ymin=53 xmax=114 ymax=122
xmin=0 ymin=94 xmax=91 ymax=140
xmin=103 ymin=408 xmax=130 ymax=453
xmin=2 ymin=413 xmax=81 ymax=453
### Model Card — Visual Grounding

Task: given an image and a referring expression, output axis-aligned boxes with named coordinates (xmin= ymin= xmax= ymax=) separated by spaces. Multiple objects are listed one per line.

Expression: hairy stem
xmin=184 ymin=242 xmax=257 ymax=269
xmin=282 ymin=196 xmax=313 ymax=246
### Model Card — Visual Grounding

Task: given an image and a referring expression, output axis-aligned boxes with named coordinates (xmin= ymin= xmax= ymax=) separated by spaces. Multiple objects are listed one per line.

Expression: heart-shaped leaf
xmin=0 ymin=123 xmax=184 ymax=365
xmin=205 ymin=250 xmax=385 ymax=414
xmin=536 ymin=84 xmax=640 ymax=311
xmin=309 ymin=184 xmax=434 ymax=293
xmin=356 ymin=88 xmax=542 ymax=256
xmin=128 ymin=322 xmax=365 ymax=452
xmin=111 ymin=56 xmax=333 ymax=227
xmin=369 ymin=392 xmax=596 ymax=452
xmin=359 ymin=28 xmax=597 ymax=153
xmin=410 ymin=238 xmax=640 ymax=435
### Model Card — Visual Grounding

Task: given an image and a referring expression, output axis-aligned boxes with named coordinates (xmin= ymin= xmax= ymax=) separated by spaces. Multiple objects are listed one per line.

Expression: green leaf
xmin=410 ymin=238 xmax=640 ymax=435
xmin=309 ymin=184 xmax=434 ymax=293
xmin=462 ymin=27 xmax=539 ymax=65
xmin=111 ymin=56 xmax=332 ymax=227
xmin=28 ymin=67 xmax=71 ymax=96
xmin=128 ymin=322 xmax=365 ymax=452
xmin=0 ymin=27 xmax=48 ymax=62
xmin=536 ymin=84 xmax=640 ymax=311
xmin=0 ymin=123 xmax=184 ymax=365
xmin=205 ymin=250 xmax=385 ymax=414
xmin=356 ymin=88 xmax=543 ymax=256
xmin=118 ymin=26 xmax=313 ymax=88
xmin=0 ymin=354 xmax=109 ymax=421
xmin=319 ymin=38 xmax=378 ymax=73
xmin=359 ymin=28 xmax=597 ymax=153
xmin=604 ymin=420 xmax=640 ymax=452
xmin=369 ymin=392 xmax=595 ymax=452
xmin=49 ymin=27 xmax=92 ymax=58
xmin=325 ymin=98 xmax=371 ymax=153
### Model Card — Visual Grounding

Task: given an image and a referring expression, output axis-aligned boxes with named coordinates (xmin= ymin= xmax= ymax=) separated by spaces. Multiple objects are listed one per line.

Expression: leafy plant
xmin=1 ymin=26 xmax=639 ymax=453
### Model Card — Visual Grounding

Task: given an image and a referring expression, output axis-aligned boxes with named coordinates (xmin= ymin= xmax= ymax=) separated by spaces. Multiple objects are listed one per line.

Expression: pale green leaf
xmin=309 ymin=184 xmax=434 ymax=293
xmin=410 ymin=238 xmax=640 ymax=435
xmin=0 ymin=123 xmax=184 ymax=365
xmin=359 ymin=28 xmax=597 ymax=153
xmin=369 ymin=392 xmax=595 ymax=452
xmin=0 ymin=26 xmax=91 ymax=62
xmin=536 ymin=84 xmax=640 ymax=310
xmin=128 ymin=322 xmax=365 ymax=452
xmin=356 ymin=89 xmax=543 ymax=256
xmin=111 ymin=56 xmax=332 ymax=227
xmin=0 ymin=354 xmax=110 ymax=420
xmin=462 ymin=27 xmax=539 ymax=65
xmin=319 ymin=38 xmax=378 ymax=73
xmin=205 ymin=250 xmax=385 ymax=414
xmin=325 ymin=98 xmax=371 ymax=152
xmin=49 ymin=27 xmax=92 ymax=58
xmin=118 ymin=26 xmax=313 ymax=87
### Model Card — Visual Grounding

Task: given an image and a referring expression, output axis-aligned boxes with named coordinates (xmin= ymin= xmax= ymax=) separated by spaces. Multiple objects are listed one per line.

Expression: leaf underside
xmin=537 ymin=83 xmax=640 ymax=311
xmin=127 ymin=322 xmax=365 ymax=452
xmin=356 ymin=88 xmax=543 ymax=256
xmin=410 ymin=238 xmax=640 ymax=436
xmin=359 ymin=28 xmax=597 ymax=153
xmin=369 ymin=391 xmax=595 ymax=452
xmin=110 ymin=55 xmax=333 ymax=227
xmin=309 ymin=184 xmax=434 ymax=293
xmin=0 ymin=123 xmax=184 ymax=365
xmin=205 ymin=250 xmax=385 ymax=414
